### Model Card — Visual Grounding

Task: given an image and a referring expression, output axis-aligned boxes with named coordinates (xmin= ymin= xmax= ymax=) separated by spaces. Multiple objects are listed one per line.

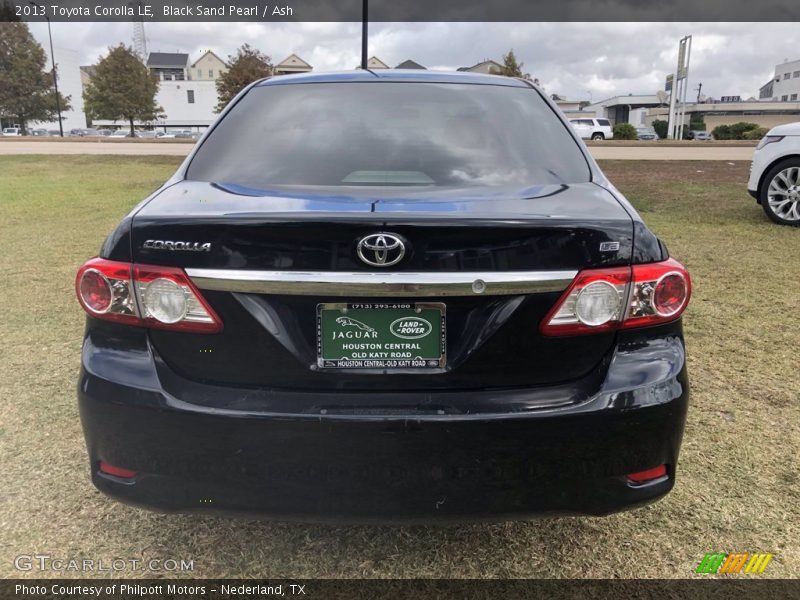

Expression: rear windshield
xmin=186 ymin=82 xmax=590 ymax=188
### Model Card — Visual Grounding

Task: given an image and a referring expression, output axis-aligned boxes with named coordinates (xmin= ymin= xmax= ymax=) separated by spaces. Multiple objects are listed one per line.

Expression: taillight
xmin=133 ymin=264 xmax=222 ymax=332
xmin=541 ymin=258 xmax=690 ymax=336
xmin=76 ymin=258 xmax=222 ymax=333
xmin=621 ymin=259 xmax=691 ymax=330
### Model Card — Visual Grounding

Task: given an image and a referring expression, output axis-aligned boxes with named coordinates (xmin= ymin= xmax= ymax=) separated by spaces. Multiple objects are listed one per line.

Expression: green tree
xmin=613 ymin=123 xmax=638 ymax=140
xmin=729 ymin=122 xmax=758 ymax=139
xmin=711 ymin=124 xmax=731 ymax=140
xmin=215 ymin=44 xmax=272 ymax=113
xmin=652 ymin=119 xmax=668 ymax=139
xmin=0 ymin=22 xmax=71 ymax=134
xmin=713 ymin=122 xmax=760 ymax=140
xmin=689 ymin=113 xmax=706 ymax=131
xmin=0 ymin=0 xmax=21 ymax=21
xmin=743 ymin=126 xmax=769 ymax=140
xmin=497 ymin=49 xmax=525 ymax=78
xmin=83 ymin=45 xmax=162 ymax=137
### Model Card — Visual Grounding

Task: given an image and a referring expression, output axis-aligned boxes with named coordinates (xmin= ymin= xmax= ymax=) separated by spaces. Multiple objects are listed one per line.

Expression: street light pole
xmin=30 ymin=1 xmax=63 ymax=136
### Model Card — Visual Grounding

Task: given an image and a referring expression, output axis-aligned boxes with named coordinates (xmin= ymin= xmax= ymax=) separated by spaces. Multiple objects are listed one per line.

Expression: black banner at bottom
xmin=3 ymin=579 xmax=800 ymax=600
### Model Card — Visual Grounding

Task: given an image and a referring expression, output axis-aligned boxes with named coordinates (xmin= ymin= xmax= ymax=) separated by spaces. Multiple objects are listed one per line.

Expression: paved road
xmin=591 ymin=145 xmax=753 ymax=161
xmin=0 ymin=141 xmax=755 ymax=161
xmin=0 ymin=141 xmax=192 ymax=156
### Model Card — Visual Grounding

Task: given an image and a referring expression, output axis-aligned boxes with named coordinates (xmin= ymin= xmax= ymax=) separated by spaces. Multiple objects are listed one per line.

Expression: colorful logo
xmin=696 ymin=553 xmax=773 ymax=574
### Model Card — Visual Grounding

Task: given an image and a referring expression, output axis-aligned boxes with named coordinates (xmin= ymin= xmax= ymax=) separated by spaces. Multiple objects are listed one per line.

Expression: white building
xmin=31 ymin=45 xmax=86 ymax=132
xmin=580 ymin=94 xmax=664 ymax=125
xmin=759 ymin=58 xmax=800 ymax=102
xmin=153 ymin=80 xmax=218 ymax=128
xmin=92 ymin=79 xmax=218 ymax=131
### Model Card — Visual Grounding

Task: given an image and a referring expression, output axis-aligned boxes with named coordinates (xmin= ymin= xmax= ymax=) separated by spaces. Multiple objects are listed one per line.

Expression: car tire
xmin=759 ymin=158 xmax=800 ymax=226
xmin=591 ymin=133 xmax=605 ymax=141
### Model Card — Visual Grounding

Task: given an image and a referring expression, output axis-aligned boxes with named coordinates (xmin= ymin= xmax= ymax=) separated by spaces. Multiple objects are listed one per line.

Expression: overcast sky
xmin=27 ymin=22 xmax=799 ymax=101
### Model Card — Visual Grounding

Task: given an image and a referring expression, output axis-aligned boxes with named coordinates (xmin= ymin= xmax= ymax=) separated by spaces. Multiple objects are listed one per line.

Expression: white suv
xmin=748 ymin=121 xmax=800 ymax=226
xmin=2 ymin=127 xmax=21 ymax=136
xmin=569 ymin=118 xmax=614 ymax=140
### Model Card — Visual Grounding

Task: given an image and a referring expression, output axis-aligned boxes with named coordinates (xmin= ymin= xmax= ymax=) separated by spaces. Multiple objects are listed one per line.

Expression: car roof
xmin=255 ymin=69 xmax=531 ymax=88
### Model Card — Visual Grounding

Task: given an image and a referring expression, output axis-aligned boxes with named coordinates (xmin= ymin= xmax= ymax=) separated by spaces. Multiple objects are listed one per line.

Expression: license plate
xmin=317 ymin=302 xmax=446 ymax=369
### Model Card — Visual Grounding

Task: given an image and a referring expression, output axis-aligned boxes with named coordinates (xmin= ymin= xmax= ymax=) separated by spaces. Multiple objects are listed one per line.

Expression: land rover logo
xmin=390 ymin=317 xmax=432 ymax=340
xmin=356 ymin=233 xmax=405 ymax=267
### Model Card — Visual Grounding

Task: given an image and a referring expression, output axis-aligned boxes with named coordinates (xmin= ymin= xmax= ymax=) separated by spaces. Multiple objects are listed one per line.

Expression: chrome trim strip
xmin=186 ymin=269 xmax=578 ymax=297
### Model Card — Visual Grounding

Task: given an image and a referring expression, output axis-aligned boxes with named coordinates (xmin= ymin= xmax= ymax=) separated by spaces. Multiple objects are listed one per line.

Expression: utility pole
xmin=695 ymin=82 xmax=703 ymax=103
xmin=361 ymin=0 xmax=368 ymax=70
xmin=29 ymin=0 xmax=63 ymax=137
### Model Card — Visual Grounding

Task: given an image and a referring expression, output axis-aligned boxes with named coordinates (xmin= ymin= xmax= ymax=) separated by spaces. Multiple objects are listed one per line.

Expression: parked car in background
xmin=569 ymin=118 xmax=614 ymax=140
xmin=156 ymin=132 xmax=176 ymax=139
xmin=136 ymin=130 xmax=157 ymax=139
xmin=174 ymin=131 xmax=202 ymax=140
xmin=2 ymin=127 xmax=22 ymax=136
xmin=30 ymin=129 xmax=50 ymax=136
xmin=96 ymin=129 xmax=113 ymax=137
xmin=688 ymin=130 xmax=713 ymax=141
xmin=748 ymin=121 xmax=800 ymax=226
xmin=75 ymin=71 xmax=692 ymax=521
xmin=74 ymin=128 xmax=101 ymax=137
xmin=635 ymin=127 xmax=658 ymax=141
xmin=108 ymin=130 xmax=131 ymax=138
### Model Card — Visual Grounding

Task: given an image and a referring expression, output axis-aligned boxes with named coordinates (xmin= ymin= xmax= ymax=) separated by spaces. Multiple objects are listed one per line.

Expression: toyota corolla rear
xmin=75 ymin=71 xmax=691 ymax=521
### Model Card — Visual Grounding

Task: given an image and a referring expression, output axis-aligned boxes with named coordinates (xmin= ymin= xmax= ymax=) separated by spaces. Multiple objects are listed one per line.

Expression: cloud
xmin=27 ymin=21 xmax=799 ymax=99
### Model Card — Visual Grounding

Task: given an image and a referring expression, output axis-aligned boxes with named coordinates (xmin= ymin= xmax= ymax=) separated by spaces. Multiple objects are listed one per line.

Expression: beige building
xmin=647 ymin=100 xmax=800 ymax=130
xmin=359 ymin=56 xmax=389 ymax=69
xmin=457 ymin=60 xmax=504 ymax=75
xmin=189 ymin=50 xmax=228 ymax=81
xmin=274 ymin=54 xmax=313 ymax=76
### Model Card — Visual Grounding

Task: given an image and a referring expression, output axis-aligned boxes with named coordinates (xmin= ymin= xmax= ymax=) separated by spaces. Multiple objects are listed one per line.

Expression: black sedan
xmin=75 ymin=70 xmax=691 ymax=521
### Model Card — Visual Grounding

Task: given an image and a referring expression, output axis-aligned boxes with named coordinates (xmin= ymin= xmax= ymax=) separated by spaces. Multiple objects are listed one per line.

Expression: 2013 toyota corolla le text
xmin=75 ymin=70 xmax=691 ymax=521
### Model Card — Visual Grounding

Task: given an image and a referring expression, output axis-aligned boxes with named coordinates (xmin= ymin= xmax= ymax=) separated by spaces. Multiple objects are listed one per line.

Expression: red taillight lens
xmin=76 ymin=258 xmax=139 ymax=325
xmin=78 ymin=269 xmax=113 ymax=314
xmin=75 ymin=258 xmax=222 ymax=333
xmin=627 ymin=464 xmax=668 ymax=483
xmin=653 ymin=273 xmax=688 ymax=316
xmin=622 ymin=258 xmax=691 ymax=330
xmin=541 ymin=258 xmax=691 ymax=336
xmin=98 ymin=461 xmax=137 ymax=479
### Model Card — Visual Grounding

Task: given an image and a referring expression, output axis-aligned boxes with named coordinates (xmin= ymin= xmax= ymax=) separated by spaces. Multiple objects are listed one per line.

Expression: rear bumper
xmin=77 ymin=324 xmax=689 ymax=522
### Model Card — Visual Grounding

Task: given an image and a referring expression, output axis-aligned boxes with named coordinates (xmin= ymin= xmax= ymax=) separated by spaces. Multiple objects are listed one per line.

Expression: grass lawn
xmin=0 ymin=156 xmax=798 ymax=579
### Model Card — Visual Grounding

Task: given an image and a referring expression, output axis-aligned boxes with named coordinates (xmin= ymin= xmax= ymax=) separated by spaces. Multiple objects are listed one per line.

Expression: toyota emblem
xmin=356 ymin=233 xmax=406 ymax=267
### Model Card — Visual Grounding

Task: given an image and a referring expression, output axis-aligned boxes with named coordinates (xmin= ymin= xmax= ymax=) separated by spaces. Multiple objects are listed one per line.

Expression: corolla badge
xmin=143 ymin=240 xmax=211 ymax=252
xmin=356 ymin=233 xmax=406 ymax=267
